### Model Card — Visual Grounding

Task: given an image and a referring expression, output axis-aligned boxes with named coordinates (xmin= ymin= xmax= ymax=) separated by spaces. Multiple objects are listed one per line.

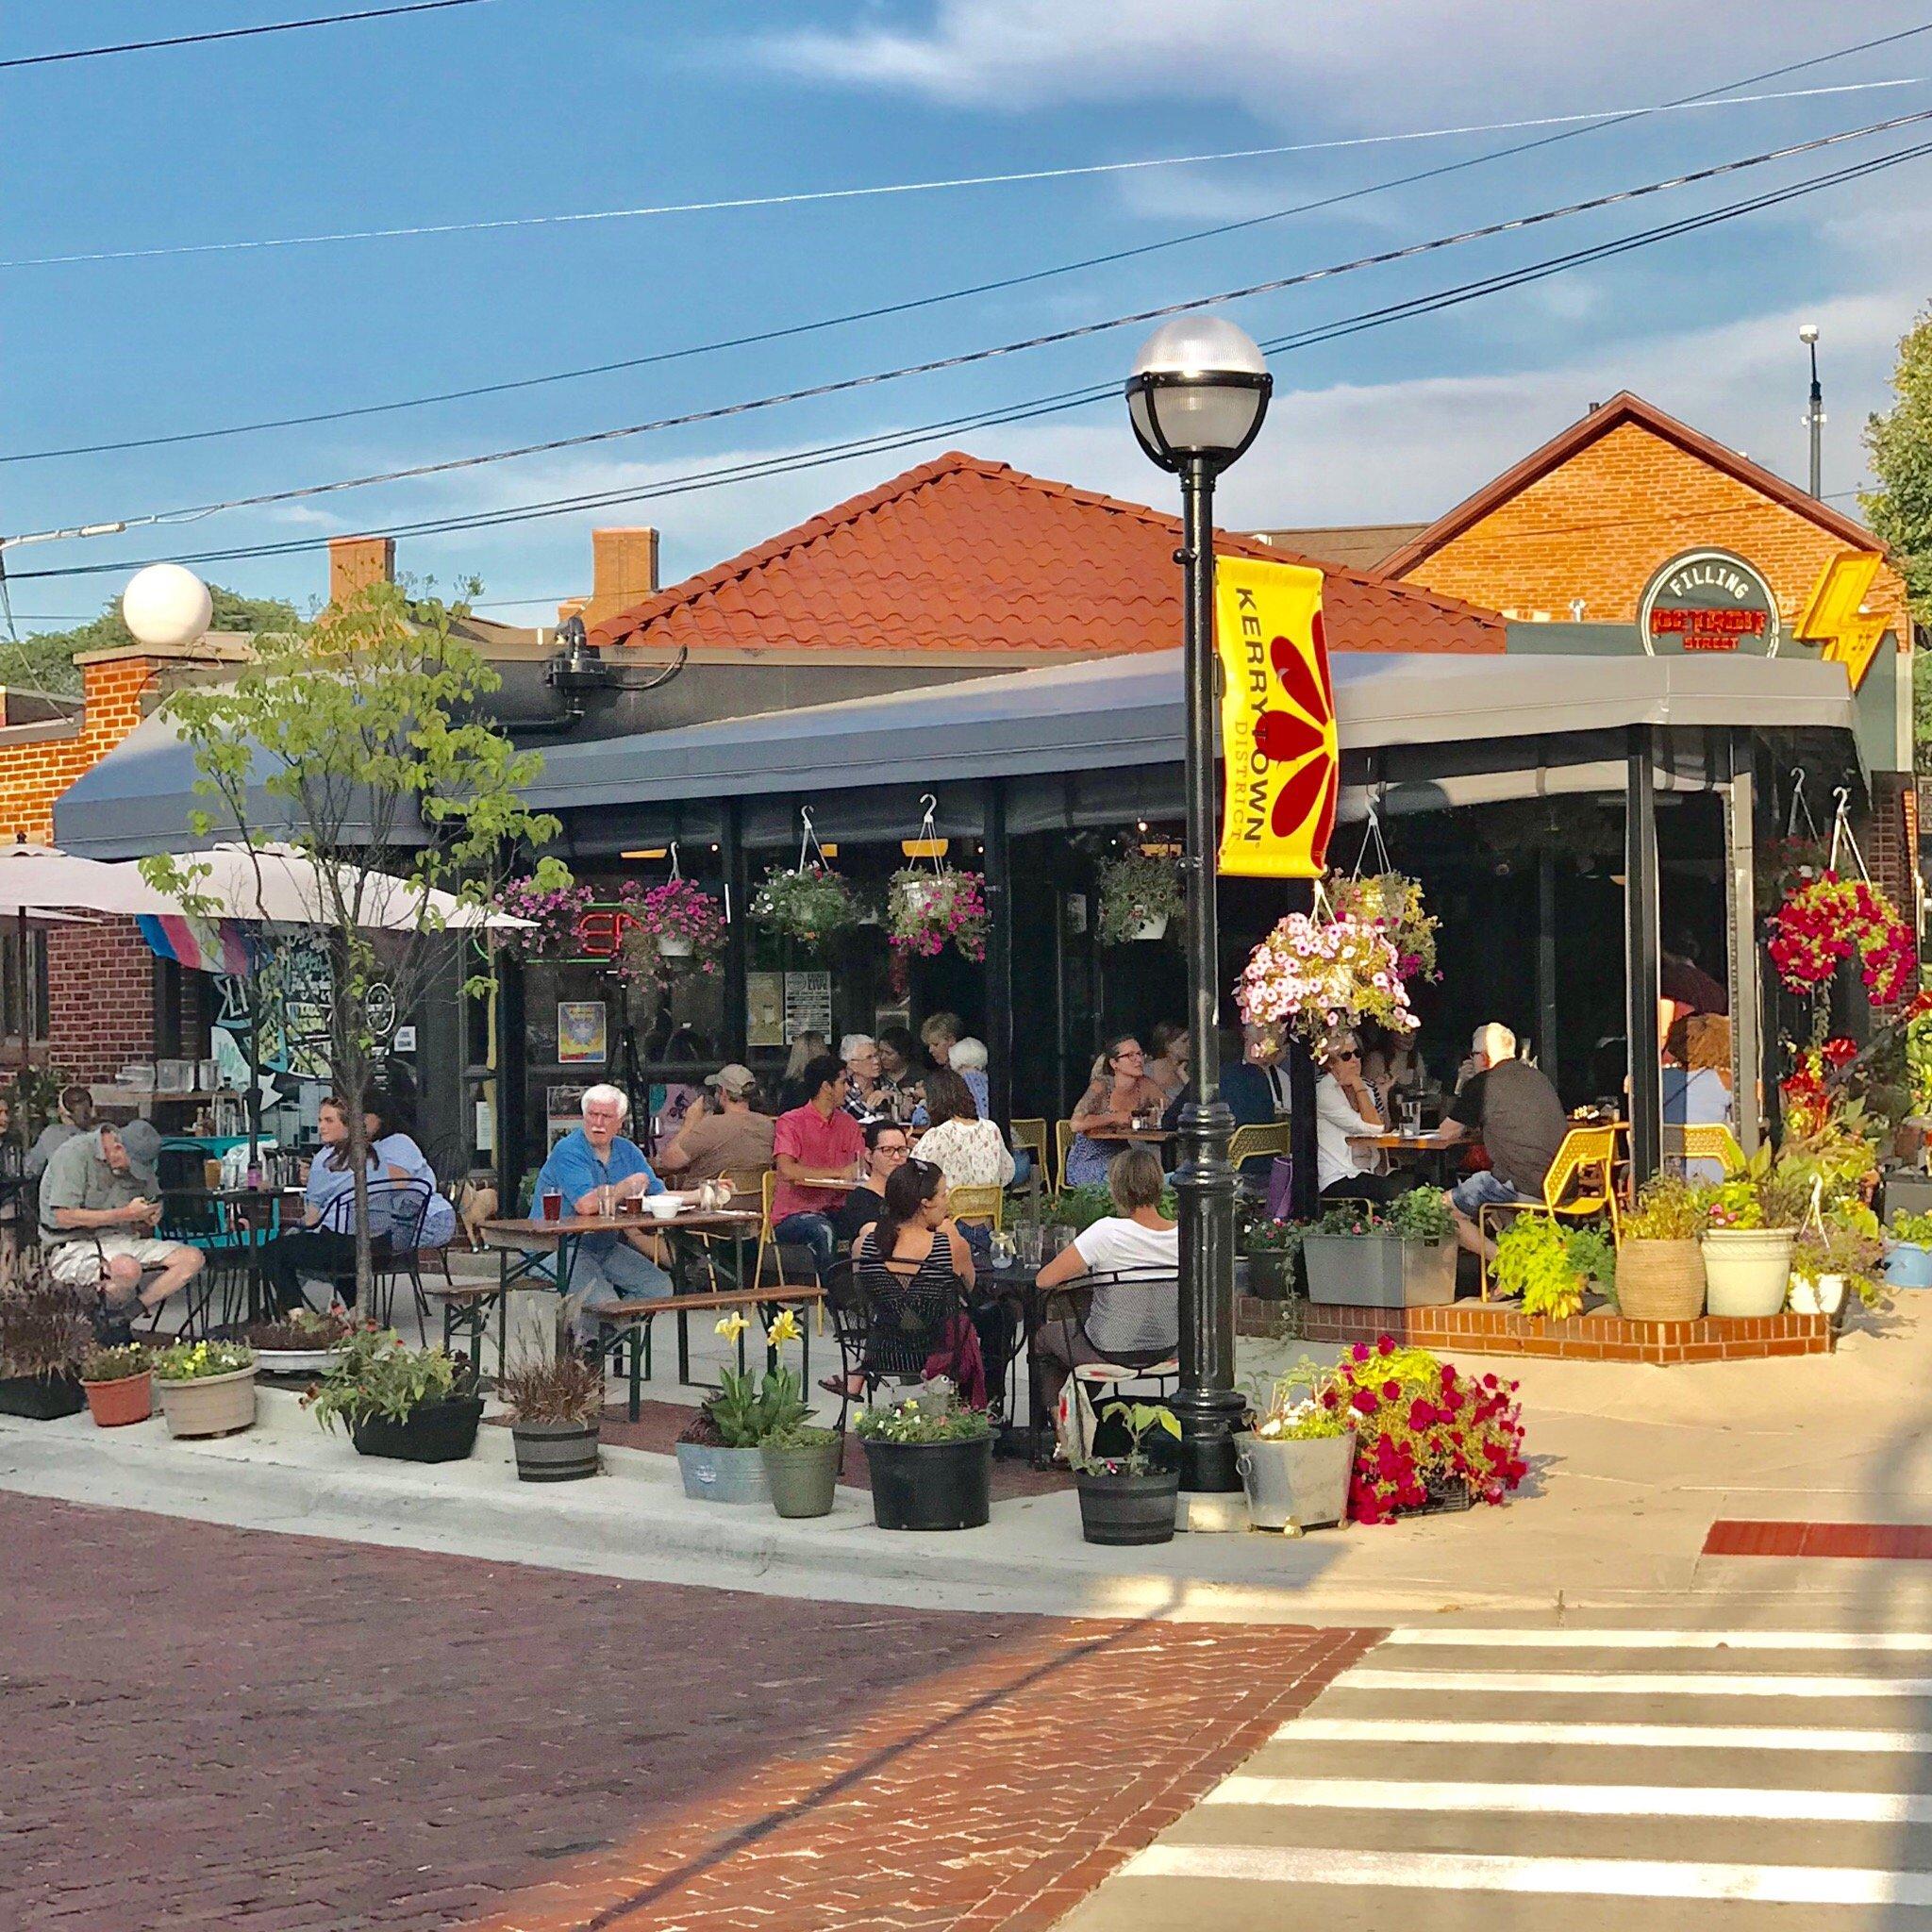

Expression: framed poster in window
xmin=557 ymin=1001 xmax=608 ymax=1064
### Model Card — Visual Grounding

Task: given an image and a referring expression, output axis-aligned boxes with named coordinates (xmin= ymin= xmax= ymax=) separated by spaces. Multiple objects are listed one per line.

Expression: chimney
xmin=582 ymin=527 xmax=658 ymax=629
xmin=328 ymin=534 xmax=396 ymax=606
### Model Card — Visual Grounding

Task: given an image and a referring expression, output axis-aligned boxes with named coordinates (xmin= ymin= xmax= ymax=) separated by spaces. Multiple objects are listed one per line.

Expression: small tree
xmin=142 ymin=581 xmax=568 ymax=1301
xmin=1863 ymin=301 xmax=1932 ymax=634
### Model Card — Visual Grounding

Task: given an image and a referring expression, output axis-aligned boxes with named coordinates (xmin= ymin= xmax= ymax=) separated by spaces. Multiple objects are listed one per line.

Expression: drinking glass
xmin=989 ymin=1229 xmax=1016 ymax=1269
xmin=1017 ymin=1223 xmax=1044 ymax=1268
xmin=541 ymin=1189 xmax=564 ymax=1223
xmin=1048 ymin=1224 xmax=1076 ymax=1259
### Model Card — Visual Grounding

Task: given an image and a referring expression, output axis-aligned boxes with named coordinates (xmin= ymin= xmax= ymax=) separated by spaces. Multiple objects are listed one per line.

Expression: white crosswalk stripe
xmin=1052 ymin=1627 xmax=1932 ymax=1929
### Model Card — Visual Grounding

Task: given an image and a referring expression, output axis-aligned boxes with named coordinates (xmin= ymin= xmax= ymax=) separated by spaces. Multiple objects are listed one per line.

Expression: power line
xmin=11 ymin=128 xmax=1921 ymax=586
xmin=7 ymin=100 xmax=1928 ymax=553
xmin=8 ymin=72 xmax=1922 ymax=272
xmin=0 ymin=0 xmax=493 ymax=72
xmin=10 ymin=21 xmax=1929 ymax=469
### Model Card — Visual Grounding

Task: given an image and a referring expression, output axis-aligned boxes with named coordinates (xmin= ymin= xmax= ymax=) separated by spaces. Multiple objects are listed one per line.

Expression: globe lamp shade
xmin=1125 ymin=315 xmax=1272 ymax=475
xmin=121 ymin=563 xmax=213 ymax=649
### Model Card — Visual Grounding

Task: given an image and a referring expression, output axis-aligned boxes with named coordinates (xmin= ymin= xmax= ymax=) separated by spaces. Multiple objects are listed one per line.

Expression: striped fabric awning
xmin=136 ymin=914 xmax=258 ymax=977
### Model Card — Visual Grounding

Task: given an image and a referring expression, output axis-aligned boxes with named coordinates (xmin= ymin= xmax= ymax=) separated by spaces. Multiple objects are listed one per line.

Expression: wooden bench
xmin=591 ymin=1284 xmax=825 ymax=1421
xmin=425 ymin=1281 xmax=509 ymax=1378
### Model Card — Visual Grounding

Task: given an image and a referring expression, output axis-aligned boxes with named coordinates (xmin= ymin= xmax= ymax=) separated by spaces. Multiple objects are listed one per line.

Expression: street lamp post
xmin=1126 ymin=315 xmax=1272 ymax=1493
xmin=1800 ymin=322 xmax=1824 ymax=498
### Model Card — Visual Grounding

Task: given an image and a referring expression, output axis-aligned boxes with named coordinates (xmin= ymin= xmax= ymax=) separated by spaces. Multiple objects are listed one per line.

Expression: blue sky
xmin=4 ymin=0 xmax=1930 ymax=631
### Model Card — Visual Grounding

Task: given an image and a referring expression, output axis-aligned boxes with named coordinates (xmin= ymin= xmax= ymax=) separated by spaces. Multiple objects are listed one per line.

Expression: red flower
xmin=1376 ymin=1335 xmax=1396 ymax=1357
xmin=1351 ymin=1390 xmax=1378 ymax=1417
xmin=1382 ymin=1379 xmax=1401 ymax=1400
xmin=1351 ymin=1342 xmax=1372 ymax=1363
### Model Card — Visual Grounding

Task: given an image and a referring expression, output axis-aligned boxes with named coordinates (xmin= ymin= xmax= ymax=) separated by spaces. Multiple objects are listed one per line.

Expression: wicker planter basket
xmin=1615 ymin=1238 xmax=1706 ymax=1324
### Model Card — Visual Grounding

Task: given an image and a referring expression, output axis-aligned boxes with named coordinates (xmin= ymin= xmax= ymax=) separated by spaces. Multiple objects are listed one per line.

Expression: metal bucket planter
xmin=0 ymin=1372 xmax=86 ymax=1421
xmin=862 ymin=1436 xmax=992 ymax=1531
xmin=82 ymin=1370 xmax=153 ymax=1428
xmin=1885 ymin=1241 xmax=1932 ymax=1290
xmin=511 ymin=1419 xmax=601 ymax=1482
xmin=1700 ymin=1228 xmax=1795 ymax=1318
xmin=1234 ymin=1429 xmax=1354 ymax=1530
xmin=352 ymin=1395 xmax=484 ymax=1462
xmin=1789 ymin=1273 xmax=1847 ymax=1319
xmin=1615 ymin=1238 xmax=1706 ymax=1323
xmin=157 ymin=1364 xmax=258 ymax=1439
xmin=657 ymin=930 xmax=693 ymax=958
xmin=762 ymin=1436 xmax=841 ymax=1518
xmin=252 ymin=1346 xmax=346 ymax=1378
xmin=1302 ymin=1233 xmax=1456 ymax=1307
xmin=1074 ymin=1466 xmax=1179 ymax=1544
xmin=675 ymin=1440 xmax=771 ymax=1505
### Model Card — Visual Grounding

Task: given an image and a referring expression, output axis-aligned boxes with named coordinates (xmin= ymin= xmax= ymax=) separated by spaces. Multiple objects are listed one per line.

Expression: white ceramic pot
xmin=1130 ymin=913 xmax=1170 ymax=941
xmin=156 ymin=1364 xmax=258 ymax=1439
xmin=1790 ymin=1273 xmax=1846 ymax=1317
xmin=658 ymin=931 xmax=693 ymax=958
xmin=1700 ymin=1228 xmax=1795 ymax=1318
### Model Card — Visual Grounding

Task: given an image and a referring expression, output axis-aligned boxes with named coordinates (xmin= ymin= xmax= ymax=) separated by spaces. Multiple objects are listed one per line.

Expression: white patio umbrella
xmin=0 ymin=840 xmax=183 ymax=918
xmin=155 ymin=842 xmax=528 ymax=932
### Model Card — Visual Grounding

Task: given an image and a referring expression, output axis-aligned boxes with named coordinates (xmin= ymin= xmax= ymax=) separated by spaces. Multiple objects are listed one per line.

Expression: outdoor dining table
xmin=974 ymin=1258 xmax=1056 ymax=1466
xmin=182 ymin=1184 xmax=306 ymax=1324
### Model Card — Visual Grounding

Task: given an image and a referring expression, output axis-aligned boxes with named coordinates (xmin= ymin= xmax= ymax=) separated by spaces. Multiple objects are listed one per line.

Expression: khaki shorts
xmin=45 ymin=1234 xmax=192 ymax=1289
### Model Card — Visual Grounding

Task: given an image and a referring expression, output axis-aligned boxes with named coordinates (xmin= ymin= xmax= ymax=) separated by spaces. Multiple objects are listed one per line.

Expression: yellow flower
xmin=714 ymin=1312 xmax=750 ymax=1341
xmin=767 ymin=1309 xmax=802 ymax=1346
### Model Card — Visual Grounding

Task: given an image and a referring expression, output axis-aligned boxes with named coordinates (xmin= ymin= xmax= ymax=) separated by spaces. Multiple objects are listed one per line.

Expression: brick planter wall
xmin=1237 ymin=1295 xmax=1834 ymax=1364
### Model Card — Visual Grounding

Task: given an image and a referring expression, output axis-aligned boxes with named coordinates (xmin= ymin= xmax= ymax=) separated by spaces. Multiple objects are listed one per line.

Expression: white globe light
xmin=121 ymin=563 xmax=212 ymax=648
xmin=1126 ymin=313 xmax=1272 ymax=474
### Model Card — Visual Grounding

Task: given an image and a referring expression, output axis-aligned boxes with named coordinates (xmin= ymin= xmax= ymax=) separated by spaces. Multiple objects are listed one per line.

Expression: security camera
xmin=1799 ymin=323 xmax=1821 ymax=344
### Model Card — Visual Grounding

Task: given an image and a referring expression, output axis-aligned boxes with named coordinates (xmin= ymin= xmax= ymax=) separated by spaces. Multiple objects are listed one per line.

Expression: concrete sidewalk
xmin=7 ymin=1294 xmax=1932 ymax=1629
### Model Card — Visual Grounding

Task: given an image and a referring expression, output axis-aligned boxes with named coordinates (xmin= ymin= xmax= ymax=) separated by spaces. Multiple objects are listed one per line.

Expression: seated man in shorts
xmin=39 ymin=1122 xmax=205 ymax=1318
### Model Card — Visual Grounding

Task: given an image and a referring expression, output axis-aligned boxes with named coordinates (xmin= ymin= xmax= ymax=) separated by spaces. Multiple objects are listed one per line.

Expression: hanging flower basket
xmin=1768 ymin=872 xmax=1916 ymax=1008
xmin=1095 ymin=850 xmax=1185 ymax=947
xmin=888 ymin=867 xmax=988 ymax=962
xmin=751 ymin=863 xmax=859 ymax=949
xmin=623 ymin=878 xmax=726 ymax=978
xmin=494 ymin=877 xmax=596 ymax=961
xmin=1325 ymin=870 xmax=1440 ymax=983
xmin=1235 ymin=908 xmax=1417 ymax=1057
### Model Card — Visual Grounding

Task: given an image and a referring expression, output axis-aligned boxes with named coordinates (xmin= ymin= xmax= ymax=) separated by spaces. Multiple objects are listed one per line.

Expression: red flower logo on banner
xmin=1252 ymin=610 xmax=1338 ymax=857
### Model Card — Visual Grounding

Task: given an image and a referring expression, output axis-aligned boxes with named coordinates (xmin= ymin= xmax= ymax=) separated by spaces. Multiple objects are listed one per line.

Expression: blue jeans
xmin=774 ymin=1211 xmax=838 ymax=1281
xmin=1449 ymin=1170 xmax=1530 ymax=1218
xmin=560 ymin=1239 xmax=672 ymax=1343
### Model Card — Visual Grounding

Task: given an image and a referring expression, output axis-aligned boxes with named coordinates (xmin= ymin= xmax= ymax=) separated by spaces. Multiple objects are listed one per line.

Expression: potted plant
xmin=1769 ymin=872 xmax=1916 ymax=1011
xmin=1243 ymin=1215 xmax=1301 ymax=1299
xmin=887 ymin=867 xmax=988 ymax=962
xmin=1615 ymin=1176 xmax=1708 ymax=1323
xmin=757 ymin=1311 xmax=841 ymax=1518
xmin=1301 ymin=1189 xmax=1457 ymax=1307
xmin=1074 ymin=1399 xmax=1181 ymax=1544
xmin=625 ymin=877 xmax=726 ymax=975
xmin=1325 ymin=869 xmax=1441 ymax=985
xmin=1235 ymin=907 xmax=1418 ymax=1057
xmin=0 ymin=1277 xmax=90 ymax=1420
xmin=1234 ymin=1364 xmax=1354 ymax=1531
xmin=854 ymin=1389 xmax=993 ymax=1531
xmin=675 ymin=1311 xmax=809 ymax=1505
xmin=244 ymin=1307 xmax=353 ymax=1375
xmin=1790 ymin=1203 xmax=1886 ymax=1319
xmin=79 ymin=1342 xmax=154 ymax=1427
xmin=1492 ymin=1215 xmax=1616 ymax=1320
xmin=1328 ymin=1337 xmax=1527 ymax=1524
xmin=1094 ymin=850 xmax=1184 ymax=945
xmin=1701 ymin=1149 xmax=1808 ymax=1317
xmin=154 ymin=1338 xmax=258 ymax=1439
xmin=304 ymin=1326 xmax=481 ymax=1461
xmin=1885 ymin=1208 xmax=1932 ymax=1290
xmin=498 ymin=1347 xmax=604 ymax=1482
xmin=751 ymin=863 xmax=859 ymax=949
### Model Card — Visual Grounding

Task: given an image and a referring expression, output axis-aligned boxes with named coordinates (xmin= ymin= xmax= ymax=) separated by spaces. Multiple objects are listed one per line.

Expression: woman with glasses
xmin=1315 ymin=1033 xmax=1400 ymax=1204
xmin=1064 ymin=1034 xmax=1168 ymax=1188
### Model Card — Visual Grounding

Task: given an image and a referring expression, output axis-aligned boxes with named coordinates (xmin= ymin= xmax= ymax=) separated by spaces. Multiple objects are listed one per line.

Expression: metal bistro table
xmin=975 ymin=1258 xmax=1056 ymax=1466
xmin=198 ymin=1185 xmax=307 ymax=1325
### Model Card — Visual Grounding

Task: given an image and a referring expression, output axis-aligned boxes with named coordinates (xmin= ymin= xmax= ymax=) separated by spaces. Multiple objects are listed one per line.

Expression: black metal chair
xmin=156 ymin=1188 xmax=251 ymax=1337
xmin=1032 ymin=1266 xmax=1181 ymax=1464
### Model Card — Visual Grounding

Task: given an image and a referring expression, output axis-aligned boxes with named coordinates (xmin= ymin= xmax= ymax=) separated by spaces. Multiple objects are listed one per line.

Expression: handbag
xmin=1265 ymin=1155 xmax=1294 ymax=1224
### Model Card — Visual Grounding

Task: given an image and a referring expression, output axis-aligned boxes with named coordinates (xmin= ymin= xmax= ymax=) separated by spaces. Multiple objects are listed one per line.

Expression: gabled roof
xmin=1380 ymin=391 xmax=1886 ymax=578
xmin=589 ymin=451 xmax=1504 ymax=658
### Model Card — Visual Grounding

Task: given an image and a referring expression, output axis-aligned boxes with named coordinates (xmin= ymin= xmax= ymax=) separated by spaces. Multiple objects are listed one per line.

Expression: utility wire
xmin=11 ymin=127 xmax=1922 ymax=586
xmin=6 ymin=101 xmax=1928 ymax=553
xmin=8 ymin=72 xmax=1921 ymax=271
xmin=0 ymin=0 xmax=493 ymax=71
xmin=10 ymin=19 xmax=1928 ymax=468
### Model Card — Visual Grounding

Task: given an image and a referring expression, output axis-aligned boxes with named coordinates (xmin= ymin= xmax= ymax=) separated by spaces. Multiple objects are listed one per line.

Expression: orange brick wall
xmin=0 ymin=656 xmax=153 ymax=844
xmin=1399 ymin=419 xmax=1912 ymax=642
xmin=46 ymin=917 xmax=155 ymax=1084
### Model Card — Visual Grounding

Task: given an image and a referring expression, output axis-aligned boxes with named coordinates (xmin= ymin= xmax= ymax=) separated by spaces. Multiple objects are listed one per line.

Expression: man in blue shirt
xmin=532 ymin=1084 xmax=672 ymax=1344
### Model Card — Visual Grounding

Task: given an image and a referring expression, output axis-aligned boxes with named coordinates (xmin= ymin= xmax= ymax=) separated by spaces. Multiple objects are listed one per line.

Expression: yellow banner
xmin=1215 ymin=558 xmax=1337 ymax=878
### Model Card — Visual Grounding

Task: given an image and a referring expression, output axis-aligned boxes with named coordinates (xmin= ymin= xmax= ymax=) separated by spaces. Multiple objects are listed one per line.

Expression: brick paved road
xmin=3 ymin=1494 xmax=1375 ymax=1932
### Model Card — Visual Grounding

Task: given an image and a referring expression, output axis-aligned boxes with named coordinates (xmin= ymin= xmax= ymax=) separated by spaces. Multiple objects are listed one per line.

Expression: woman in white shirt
xmin=1314 ymin=1034 xmax=1400 ymax=1204
xmin=1031 ymin=1145 xmax=1178 ymax=1413
xmin=912 ymin=1068 xmax=1015 ymax=1191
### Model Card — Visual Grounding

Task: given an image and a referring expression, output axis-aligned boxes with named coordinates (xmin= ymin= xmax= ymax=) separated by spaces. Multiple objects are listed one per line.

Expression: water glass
xmin=1048 ymin=1224 xmax=1076 ymax=1260
xmin=989 ymin=1229 xmax=1016 ymax=1269
xmin=1016 ymin=1223 xmax=1044 ymax=1268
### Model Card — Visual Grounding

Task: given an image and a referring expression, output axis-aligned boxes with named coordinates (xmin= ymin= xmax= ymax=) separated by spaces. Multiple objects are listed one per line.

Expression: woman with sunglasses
xmin=1064 ymin=1034 xmax=1168 ymax=1189
xmin=1315 ymin=1033 xmax=1401 ymax=1204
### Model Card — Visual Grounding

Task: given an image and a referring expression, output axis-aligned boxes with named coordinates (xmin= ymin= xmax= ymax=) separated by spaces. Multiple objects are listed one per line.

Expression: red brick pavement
xmin=3 ymin=1493 xmax=1376 ymax=1932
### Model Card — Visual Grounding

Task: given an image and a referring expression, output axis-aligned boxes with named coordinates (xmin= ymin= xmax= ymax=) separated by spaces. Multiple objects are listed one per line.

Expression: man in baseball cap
xmin=656 ymin=1064 xmax=774 ymax=1190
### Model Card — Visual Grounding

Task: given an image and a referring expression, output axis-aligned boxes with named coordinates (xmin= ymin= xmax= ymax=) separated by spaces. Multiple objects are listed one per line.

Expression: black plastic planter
xmin=0 ymin=1372 xmax=86 ymax=1421
xmin=1075 ymin=1467 xmax=1180 ymax=1545
xmin=862 ymin=1435 xmax=992 ymax=1530
xmin=352 ymin=1395 xmax=484 ymax=1463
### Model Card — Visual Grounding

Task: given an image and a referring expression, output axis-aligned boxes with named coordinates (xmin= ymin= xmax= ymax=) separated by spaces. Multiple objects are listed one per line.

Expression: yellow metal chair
xmin=1055 ymin=1120 xmax=1076 ymax=1192
xmin=947 ymin=1185 xmax=1006 ymax=1231
xmin=1228 ymin=1121 xmax=1292 ymax=1170
xmin=1663 ymin=1123 xmax=1746 ymax=1177
xmin=754 ymin=1168 xmax=810 ymax=1291
xmin=1010 ymin=1117 xmax=1050 ymax=1192
xmin=1477 ymin=1125 xmax=1621 ymax=1301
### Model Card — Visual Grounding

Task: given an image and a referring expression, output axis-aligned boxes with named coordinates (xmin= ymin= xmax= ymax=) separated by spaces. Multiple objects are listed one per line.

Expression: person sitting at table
xmin=876 ymin=1025 xmax=923 ymax=1116
xmin=656 ymin=1064 xmax=774 ymax=1190
xmin=26 ymin=1082 xmax=94 ymax=1183
xmin=364 ymin=1094 xmax=458 ymax=1252
xmin=921 ymin=1010 xmax=965 ymax=1074
xmin=834 ymin=1118 xmax=910 ymax=1249
xmin=1064 ymin=1034 xmax=1167 ymax=1188
xmin=840 ymin=1034 xmax=895 ymax=1126
xmin=1361 ymin=1023 xmax=1426 ymax=1118
xmin=772 ymin=1054 xmax=865 ymax=1281
xmin=775 ymin=1030 xmax=829 ymax=1113
xmin=1144 ymin=1022 xmax=1190 ymax=1106
xmin=909 ymin=1034 xmax=993 ymax=1129
xmin=40 ymin=1118 xmax=206 ymax=1319
xmin=1665 ymin=1010 xmax=1735 ymax=1183
xmin=1031 ymin=1145 xmax=1179 ymax=1417
xmin=262 ymin=1097 xmax=385 ymax=1311
xmin=851 ymin=1158 xmax=985 ymax=1407
xmin=1316 ymin=1033 xmax=1401 ymax=1205
xmin=1432 ymin=1022 xmax=1568 ymax=1263
xmin=914 ymin=1067 xmax=1015 ymax=1196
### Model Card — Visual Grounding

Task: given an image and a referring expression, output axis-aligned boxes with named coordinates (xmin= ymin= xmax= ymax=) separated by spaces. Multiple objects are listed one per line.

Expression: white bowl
xmin=644 ymin=1195 xmax=682 ymax=1221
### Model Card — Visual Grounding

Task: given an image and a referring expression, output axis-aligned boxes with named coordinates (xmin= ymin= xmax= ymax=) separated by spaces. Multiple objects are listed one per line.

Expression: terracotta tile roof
xmin=1379 ymin=390 xmax=1889 ymax=578
xmin=589 ymin=451 xmax=1504 ymax=658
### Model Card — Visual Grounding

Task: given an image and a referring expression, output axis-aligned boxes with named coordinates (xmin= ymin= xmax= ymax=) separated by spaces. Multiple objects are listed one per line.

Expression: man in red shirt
xmin=772 ymin=1053 xmax=866 ymax=1278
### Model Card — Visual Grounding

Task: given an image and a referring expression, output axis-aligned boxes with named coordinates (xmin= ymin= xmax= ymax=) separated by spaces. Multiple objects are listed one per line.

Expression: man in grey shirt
xmin=40 ymin=1123 xmax=204 ymax=1315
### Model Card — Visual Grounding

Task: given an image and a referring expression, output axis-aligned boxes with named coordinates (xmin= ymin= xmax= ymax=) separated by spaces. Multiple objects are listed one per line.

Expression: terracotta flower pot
xmin=82 ymin=1371 xmax=153 ymax=1428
